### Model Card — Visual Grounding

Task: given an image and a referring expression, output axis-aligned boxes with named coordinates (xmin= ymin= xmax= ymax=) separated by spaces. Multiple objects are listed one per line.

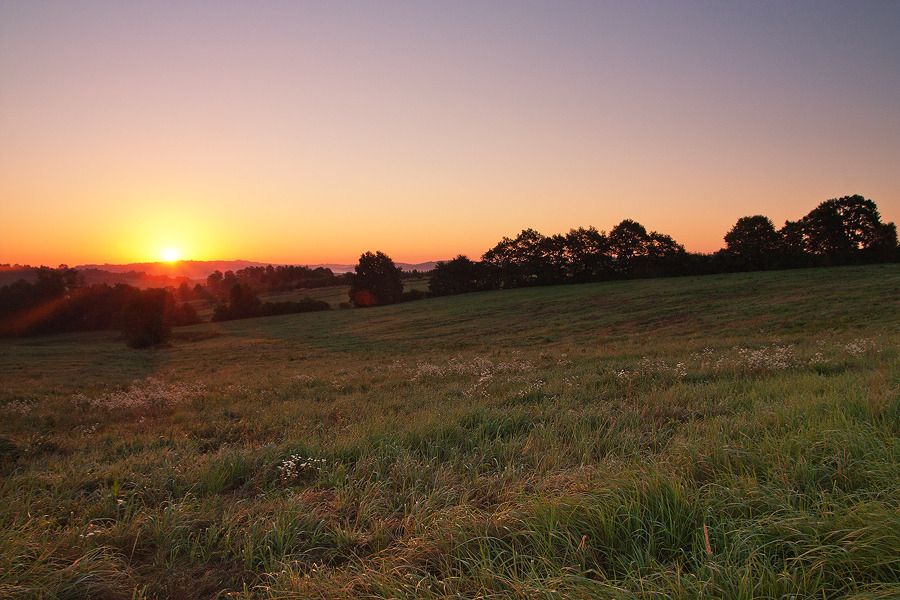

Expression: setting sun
xmin=160 ymin=247 xmax=182 ymax=263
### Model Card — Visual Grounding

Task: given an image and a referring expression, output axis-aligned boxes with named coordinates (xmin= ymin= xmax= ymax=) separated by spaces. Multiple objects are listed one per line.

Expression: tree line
xmin=422 ymin=195 xmax=897 ymax=297
xmin=1 ymin=194 xmax=896 ymax=344
xmin=344 ymin=195 xmax=897 ymax=305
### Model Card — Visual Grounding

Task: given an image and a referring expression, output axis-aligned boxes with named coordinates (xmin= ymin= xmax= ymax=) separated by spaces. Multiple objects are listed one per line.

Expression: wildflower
xmin=3 ymin=399 xmax=33 ymax=415
xmin=72 ymin=377 xmax=205 ymax=412
xmin=515 ymin=380 xmax=545 ymax=399
xmin=844 ymin=338 xmax=877 ymax=356
xmin=76 ymin=423 xmax=100 ymax=437
xmin=735 ymin=345 xmax=796 ymax=371
xmin=278 ymin=455 xmax=326 ymax=482
xmin=809 ymin=352 xmax=828 ymax=365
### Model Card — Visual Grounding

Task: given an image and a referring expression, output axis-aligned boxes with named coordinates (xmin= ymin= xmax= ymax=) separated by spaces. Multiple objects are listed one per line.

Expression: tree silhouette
xmin=429 ymin=255 xmax=489 ymax=295
xmin=349 ymin=251 xmax=404 ymax=306
xmin=121 ymin=289 xmax=171 ymax=348
xmin=797 ymin=195 xmax=888 ymax=258
xmin=206 ymin=270 xmax=224 ymax=293
xmin=609 ymin=220 xmax=649 ymax=260
xmin=725 ymin=215 xmax=783 ymax=269
xmin=872 ymin=222 xmax=899 ymax=259
xmin=564 ymin=227 xmax=611 ymax=282
xmin=608 ymin=220 xmax=650 ymax=275
xmin=540 ymin=234 xmax=569 ymax=284
xmin=482 ymin=229 xmax=549 ymax=287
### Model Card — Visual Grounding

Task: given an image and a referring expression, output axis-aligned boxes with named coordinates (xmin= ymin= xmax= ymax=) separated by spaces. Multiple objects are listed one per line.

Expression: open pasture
xmin=1 ymin=265 xmax=898 ymax=598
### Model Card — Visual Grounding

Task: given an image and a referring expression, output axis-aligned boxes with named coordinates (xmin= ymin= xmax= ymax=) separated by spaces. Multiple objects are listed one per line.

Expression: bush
xmin=171 ymin=301 xmax=201 ymax=326
xmin=121 ymin=289 xmax=171 ymax=348
xmin=349 ymin=251 xmax=403 ymax=306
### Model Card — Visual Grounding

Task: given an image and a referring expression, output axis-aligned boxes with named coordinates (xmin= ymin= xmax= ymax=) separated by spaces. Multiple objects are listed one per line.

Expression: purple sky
xmin=2 ymin=1 xmax=899 ymax=264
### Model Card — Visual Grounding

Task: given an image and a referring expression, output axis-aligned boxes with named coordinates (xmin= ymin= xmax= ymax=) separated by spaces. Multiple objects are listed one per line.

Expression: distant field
xmin=261 ymin=277 xmax=430 ymax=307
xmin=1 ymin=265 xmax=898 ymax=598
xmin=192 ymin=277 xmax=430 ymax=318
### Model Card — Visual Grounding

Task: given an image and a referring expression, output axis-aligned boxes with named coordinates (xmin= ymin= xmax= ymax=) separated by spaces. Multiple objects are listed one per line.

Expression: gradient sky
xmin=2 ymin=1 xmax=899 ymax=265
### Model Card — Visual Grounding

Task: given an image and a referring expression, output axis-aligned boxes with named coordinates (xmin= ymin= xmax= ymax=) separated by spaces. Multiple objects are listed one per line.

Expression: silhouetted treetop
xmin=349 ymin=251 xmax=404 ymax=307
xmin=790 ymin=195 xmax=893 ymax=258
xmin=724 ymin=215 xmax=783 ymax=269
xmin=429 ymin=255 xmax=492 ymax=296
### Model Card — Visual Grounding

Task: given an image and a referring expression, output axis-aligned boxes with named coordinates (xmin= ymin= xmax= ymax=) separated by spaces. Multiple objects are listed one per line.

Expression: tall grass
xmin=0 ymin=265 xmax=897 ymax=598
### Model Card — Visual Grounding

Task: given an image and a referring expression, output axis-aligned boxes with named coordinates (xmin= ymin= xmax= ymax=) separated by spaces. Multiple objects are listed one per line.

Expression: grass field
xmin=260 ymin=277 xmax=431 ymax=307
xmin=1 ymin=265 xmax=898 ymax=599
xmin=191 ymin=278 xmax=430 ymax=319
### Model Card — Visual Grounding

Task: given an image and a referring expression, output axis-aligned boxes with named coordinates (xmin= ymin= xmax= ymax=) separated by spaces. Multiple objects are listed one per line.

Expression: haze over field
xmin=2 ymin=1 xmax=900 ymax=266
xmin=74 ymin=260 xmax=440 ymax=277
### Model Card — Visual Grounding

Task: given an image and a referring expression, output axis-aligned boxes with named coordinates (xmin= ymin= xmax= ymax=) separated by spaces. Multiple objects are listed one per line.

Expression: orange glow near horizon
xmin=1 ymin=3 xmax=898 ymax=267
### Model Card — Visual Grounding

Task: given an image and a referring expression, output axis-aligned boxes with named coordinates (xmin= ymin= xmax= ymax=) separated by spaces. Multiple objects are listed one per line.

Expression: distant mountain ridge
xmin=76 ymin=259 xmax=440 ymax=279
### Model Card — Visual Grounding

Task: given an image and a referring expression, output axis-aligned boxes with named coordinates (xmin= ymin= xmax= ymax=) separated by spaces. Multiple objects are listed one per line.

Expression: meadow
xmin=259 ymin=277 xmax=431 ymax=308
xmin=1 ymin=264 xmax=898 ymax=599
xmin=191 ymin=278 xmax=431 ymax=320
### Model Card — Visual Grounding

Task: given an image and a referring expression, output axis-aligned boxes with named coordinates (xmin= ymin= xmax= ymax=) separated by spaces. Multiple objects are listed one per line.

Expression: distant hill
xmin=76 ymin=260 xmax=269 ymax=280
xmin=0 ymin=264 xmax=192 ymax=288
xmin=309 ymin=262 xmax=440 ymax=274
xmin=1 ymin=260 xmax=441 ymax=289
xmin=75 ymin=259 xmax=441 ymax=279
xmin=0 ymin=265 xmax=37 ymax=286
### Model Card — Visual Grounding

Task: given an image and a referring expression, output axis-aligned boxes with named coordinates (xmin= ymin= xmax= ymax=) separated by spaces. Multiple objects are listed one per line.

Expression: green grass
xmin=1 ymin=264 xmax=898 ymax=599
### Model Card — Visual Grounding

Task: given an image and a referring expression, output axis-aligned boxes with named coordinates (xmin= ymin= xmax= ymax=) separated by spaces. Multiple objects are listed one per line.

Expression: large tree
xmin=724 ymin=215 xmax=783 ymax=269
xmin=798 ymin=195 xmax=890 ymax=257
xmin=608 ymin=219 xmax=649 ymax=263
xmin=349 ymin=251 xmax=404 ymax=307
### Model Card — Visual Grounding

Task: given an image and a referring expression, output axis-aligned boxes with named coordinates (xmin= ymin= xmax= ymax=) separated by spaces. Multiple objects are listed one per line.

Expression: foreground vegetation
xmin=1 ymin=265 xmax=898 ymax=598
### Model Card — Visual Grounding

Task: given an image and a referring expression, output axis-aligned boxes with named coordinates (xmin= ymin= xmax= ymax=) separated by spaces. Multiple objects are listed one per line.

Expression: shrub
xmin=121 ymin=289 xmax=171 ymax=348
xmin=349 ymin=251 xmax=403 ymax=306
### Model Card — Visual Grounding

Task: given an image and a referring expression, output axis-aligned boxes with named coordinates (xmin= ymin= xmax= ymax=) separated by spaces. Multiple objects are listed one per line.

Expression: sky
xmin=1 ymin=0 xmax=899 ymax=266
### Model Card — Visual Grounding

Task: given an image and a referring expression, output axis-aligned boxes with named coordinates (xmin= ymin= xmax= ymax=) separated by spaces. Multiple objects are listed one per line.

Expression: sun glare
xmin=160 ymin=247 xmax=182 ymax=263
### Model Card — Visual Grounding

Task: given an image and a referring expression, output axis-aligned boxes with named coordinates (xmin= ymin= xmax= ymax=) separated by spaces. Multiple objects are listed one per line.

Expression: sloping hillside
xmin=1 ymin=264 xmax=898 ymax=598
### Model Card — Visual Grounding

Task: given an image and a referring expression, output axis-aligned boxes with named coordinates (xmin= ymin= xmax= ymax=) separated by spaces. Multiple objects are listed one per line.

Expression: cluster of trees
xmin=428 ymin=195 xmax=898 ymax=295
xmin=205 ymin=265 xmax=344 ymax=299
xmin=426 ymin=220 xmax=692 ymax=294
xmin=0 ymin=268 xmax=199 ymax=347
xmin=482 ymin=220 xmax=685 ymax=286
xmin=0 ymin=263 xmax=340 ymax=346
xmin=211 ymin=283 xmax=329 ymax=321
